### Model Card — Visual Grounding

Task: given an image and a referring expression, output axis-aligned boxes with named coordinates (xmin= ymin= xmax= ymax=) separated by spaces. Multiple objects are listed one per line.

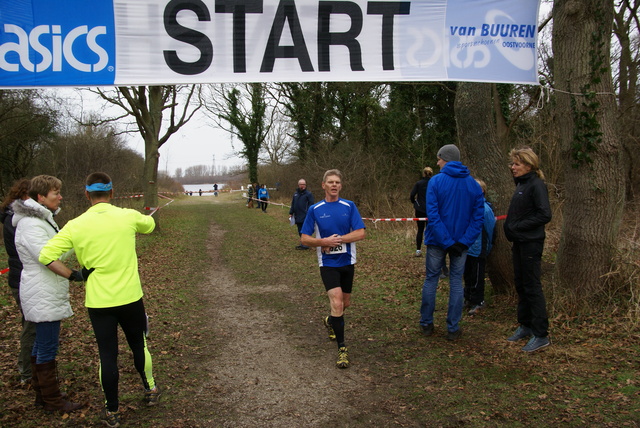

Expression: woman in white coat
xmin=12 ymin=175 xmax=84 ymax=413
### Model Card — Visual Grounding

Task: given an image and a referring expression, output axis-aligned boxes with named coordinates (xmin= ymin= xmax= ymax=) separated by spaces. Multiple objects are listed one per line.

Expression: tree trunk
xmin=455 ymin=82 xmax=514 ymax=295
xmin=552 ymin=0 xmax=624 ymax=304
xmin=143 ymin=137 xmax=160 ymax=228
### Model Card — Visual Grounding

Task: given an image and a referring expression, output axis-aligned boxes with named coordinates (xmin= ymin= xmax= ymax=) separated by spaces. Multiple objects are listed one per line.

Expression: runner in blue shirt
xmin=301 ymin=169 xmax=365 ymax=368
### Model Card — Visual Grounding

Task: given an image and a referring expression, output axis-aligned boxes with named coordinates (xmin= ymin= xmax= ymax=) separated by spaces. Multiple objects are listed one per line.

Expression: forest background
xmin=0 ymin=0 xmax=639 ymax=322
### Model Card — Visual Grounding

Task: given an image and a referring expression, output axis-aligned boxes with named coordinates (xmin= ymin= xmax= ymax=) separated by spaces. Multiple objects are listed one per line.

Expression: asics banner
xmin=0 ymin=0 xmax=541 ymax=87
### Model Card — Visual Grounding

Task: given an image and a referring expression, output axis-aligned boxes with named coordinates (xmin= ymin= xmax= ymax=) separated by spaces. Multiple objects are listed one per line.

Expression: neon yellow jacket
xmin=39 ymin=203 xmax=155 ymax=308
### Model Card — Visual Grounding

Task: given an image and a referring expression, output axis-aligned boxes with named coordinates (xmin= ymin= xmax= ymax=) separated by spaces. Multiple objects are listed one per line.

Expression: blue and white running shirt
xmin=300 ymin=198 xmax=366 ymax=267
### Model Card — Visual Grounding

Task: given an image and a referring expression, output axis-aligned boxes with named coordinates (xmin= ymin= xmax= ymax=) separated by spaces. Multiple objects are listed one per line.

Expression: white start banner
xmin=0 ymin=0 xmax=541 ymax=87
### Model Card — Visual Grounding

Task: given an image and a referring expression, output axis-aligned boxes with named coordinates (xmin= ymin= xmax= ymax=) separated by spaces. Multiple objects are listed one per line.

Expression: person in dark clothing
xmin=504 ymin=147 xmax=552 ymax=352
xmin=289 ymin=179 xmax=314 ymax=250
xmin=0 ymin=178 xmax=34 ymax=385
xmin=463 ymin=179 xmax=496 ymax=315
xmin=247 ymin=184 xmax=254 ymax=208
xmin=409 ymin=167 xmax=433 ymax=257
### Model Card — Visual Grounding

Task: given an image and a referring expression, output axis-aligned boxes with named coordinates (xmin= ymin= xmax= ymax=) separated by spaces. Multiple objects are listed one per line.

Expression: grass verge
xmin=1 ymin=194 xmax=638 ymax=426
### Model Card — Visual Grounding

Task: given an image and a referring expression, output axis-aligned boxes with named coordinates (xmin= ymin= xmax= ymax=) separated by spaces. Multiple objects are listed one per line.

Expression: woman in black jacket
xmin=0 ymin=178 xmax=33 ymax=384
xmin=504 ymin=147 xmax=552 ymax=352
xmin=409 ymin=167 xmax=433 ymax=257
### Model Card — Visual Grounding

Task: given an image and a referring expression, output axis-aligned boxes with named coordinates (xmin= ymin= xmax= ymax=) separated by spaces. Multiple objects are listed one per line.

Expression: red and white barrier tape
xmin=112 ymin=194 xmax=144 ymax=200
xmin=145 ymin=198 xmax=174 ymax=216
xmin=363 ymin=217 xmax=428 ymax=222
xmin=186 ymin=189 xmax=229 ymax=194
xmin=245 ymin=196 xmax=289 ymax=208
xmin=363 ymin=215 xmax=507 ymax=223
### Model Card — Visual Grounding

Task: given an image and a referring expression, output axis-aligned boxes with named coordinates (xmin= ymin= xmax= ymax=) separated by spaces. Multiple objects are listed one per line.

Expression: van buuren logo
xmin=0 ymin=24 xmax=110 ymax=73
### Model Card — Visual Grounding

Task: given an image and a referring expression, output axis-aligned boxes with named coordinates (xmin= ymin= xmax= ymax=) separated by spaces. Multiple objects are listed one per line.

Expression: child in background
xmin=464 ymin=179 xmax=496 ymax=315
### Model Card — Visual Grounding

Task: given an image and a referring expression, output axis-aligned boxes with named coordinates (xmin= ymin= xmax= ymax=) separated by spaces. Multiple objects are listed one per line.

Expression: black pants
xmin=512 ymin=241 xmax=549 ymax=337
xmin=463 ymin=255 xmax=486 ymax=306
xmin=415 ymin=210 xmax=426 ymax=250
xmin=88 ymin=299 xmax=154 ymax=411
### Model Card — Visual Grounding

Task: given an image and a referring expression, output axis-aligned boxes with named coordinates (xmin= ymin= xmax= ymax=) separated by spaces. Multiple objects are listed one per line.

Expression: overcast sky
xmin=127 ymin=107 xmax=244 ymax=176
xmin=54 ymin=88 xmax=244 ymax=176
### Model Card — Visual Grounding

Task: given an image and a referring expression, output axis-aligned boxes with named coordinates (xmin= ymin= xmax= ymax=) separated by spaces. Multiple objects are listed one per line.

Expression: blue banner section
xmin=444 ymin=0 xmax=539 ymax=82
xmin=0 ymin=0 xmax=116 ymax=86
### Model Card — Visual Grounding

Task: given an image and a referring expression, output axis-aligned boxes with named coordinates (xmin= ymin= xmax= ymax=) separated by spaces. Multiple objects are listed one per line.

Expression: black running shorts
xmin=320 ymin=265 xmax=355 ymax=293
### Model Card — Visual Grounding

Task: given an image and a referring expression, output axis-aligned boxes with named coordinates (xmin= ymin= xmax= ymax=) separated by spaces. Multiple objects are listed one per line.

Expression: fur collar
xmin=11 ymin=198 xmax=60 ymax=223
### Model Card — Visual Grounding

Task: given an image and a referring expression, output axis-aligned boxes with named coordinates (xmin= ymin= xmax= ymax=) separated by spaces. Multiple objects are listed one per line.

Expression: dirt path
xmin=187 ymin=223 xmax=416 ymax=427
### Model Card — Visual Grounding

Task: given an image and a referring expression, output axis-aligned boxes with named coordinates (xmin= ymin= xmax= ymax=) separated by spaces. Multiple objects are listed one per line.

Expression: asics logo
xmin=0 ymin=24 xmax=109 ymax=73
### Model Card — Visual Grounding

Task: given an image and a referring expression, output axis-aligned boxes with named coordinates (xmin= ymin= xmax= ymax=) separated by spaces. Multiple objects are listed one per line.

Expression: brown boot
xmin=31 ymin=356 xmax=44 ymax=407
xmin=36 ymin=360 xmax=84 ymax=413
xmin=32 ymin=356 xmax=66 ymax=407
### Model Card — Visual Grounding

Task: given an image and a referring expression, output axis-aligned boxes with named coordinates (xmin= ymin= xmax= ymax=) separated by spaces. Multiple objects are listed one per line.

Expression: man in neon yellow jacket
xmin=39 ymin=172 xmax=158 ymax=428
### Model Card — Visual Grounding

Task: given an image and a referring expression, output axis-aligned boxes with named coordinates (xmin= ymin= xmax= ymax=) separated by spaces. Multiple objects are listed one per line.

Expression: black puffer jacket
xmin=1 ymin=207 xmax=23 ymax=289
xmin=504 ymin=172 xmax=552 ymax=242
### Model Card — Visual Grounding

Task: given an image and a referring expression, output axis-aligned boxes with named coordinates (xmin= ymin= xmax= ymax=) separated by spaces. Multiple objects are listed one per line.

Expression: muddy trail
xmin=181 ymin=223 xmax=418 ymax=427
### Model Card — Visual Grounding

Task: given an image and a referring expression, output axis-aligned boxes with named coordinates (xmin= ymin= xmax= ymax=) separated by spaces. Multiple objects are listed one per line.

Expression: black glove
xmin=447 ymin=242 xmax=468 ymax=257
xmin=68 ymin=267 xmax=95 ymax=282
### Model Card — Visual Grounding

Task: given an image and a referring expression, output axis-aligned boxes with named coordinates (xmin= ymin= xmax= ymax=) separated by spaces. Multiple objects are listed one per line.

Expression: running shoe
xmin=323 ymin=316 xmax=336 ymax=341
xmin=507 ymin=325 xmax=532 ymax=342
xmin=522 ymin=336 xmax=550 ymax=352
xmin=144 ymin=385 xmax=162 ymax=406
xmin=102 ymin=408 xmax=121 ymax=427
xmin=336 ymin=347 xmax=350 ymax=368
xmin=468 ymin=301 xmax=485 ymax=316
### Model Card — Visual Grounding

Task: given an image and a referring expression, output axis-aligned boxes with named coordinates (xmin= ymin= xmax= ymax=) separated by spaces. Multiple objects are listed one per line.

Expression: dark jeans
xmin=463 ymin=255 xmax=486 ymax=306
xmin=415 ymin=210 xmax=426 ymax=251
xmin=33 ymin=321 xmax=61 ymax=364
xmin=512 ymin=241 xmax=549 ymax=337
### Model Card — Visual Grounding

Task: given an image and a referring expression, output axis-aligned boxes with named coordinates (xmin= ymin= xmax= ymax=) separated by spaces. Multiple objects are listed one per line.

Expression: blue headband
xmin=85 ymin=182 xmax=112 ymax=192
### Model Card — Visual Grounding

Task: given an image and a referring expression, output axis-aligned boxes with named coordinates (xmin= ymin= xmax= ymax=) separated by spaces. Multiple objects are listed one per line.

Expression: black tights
xmin=88 ymin=299 xmax=154 ymax=411
xmin=415 ymin=211 xmax=427 ymax=250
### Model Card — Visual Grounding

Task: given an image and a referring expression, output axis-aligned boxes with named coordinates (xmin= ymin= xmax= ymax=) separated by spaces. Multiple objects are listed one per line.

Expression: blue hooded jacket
xmin=423 ymin=161 xmax=484 ymax=250
xmin=467 ymin=199 xmax=495 ymax=258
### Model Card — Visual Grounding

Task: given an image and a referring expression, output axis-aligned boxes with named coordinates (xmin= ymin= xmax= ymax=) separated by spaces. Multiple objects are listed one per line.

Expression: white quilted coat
xmin=12 ymin=198 xmax=73 ymax=323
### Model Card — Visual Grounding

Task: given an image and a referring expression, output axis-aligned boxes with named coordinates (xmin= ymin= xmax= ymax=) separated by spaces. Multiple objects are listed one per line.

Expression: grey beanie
xmin=437 ymin=144 xmax=460 ymax=162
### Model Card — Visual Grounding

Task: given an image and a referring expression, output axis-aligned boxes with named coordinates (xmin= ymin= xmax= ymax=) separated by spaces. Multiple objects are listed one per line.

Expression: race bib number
xmin=328 ymin=244 xmax=346 ymax=254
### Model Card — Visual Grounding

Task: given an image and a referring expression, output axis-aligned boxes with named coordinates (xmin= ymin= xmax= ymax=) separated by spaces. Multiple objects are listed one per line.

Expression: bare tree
xmin=91 ymin=85 xmax=201 ymax=225
xmin=613 ymin=0 xmax=640 ymax=198
xmin=261 ymin=117 xmax=296 ymax=166
xmin=0 ymin=90 xmax=57 ymax=193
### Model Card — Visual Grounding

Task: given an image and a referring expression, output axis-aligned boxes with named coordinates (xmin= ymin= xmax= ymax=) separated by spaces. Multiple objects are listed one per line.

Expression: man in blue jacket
xmin=419 ymin=144 xmax=484 ymax=341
